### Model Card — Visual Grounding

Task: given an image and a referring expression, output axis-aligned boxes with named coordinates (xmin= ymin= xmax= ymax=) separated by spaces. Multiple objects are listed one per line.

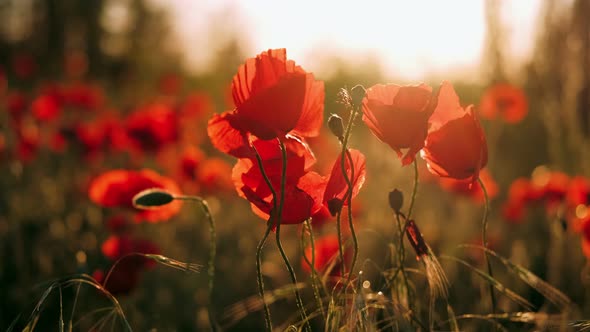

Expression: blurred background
xmin=1 ymin=0 xmax=590 ymax=330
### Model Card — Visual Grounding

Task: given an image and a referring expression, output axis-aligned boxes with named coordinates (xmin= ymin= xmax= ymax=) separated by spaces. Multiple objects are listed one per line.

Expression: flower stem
xmin=172 ymin=195 xmax=217 ymax=330
xmin=256 ymin=221 xmax=273 ymax=331
xmin=478 ymin=176 xmax=496 ymax=315
xmin=303 ymin=219 xmax=326 ymax=319
xmin=338 ymin=100 xmax=360 ymax=288
xmin=276 ymin=139 xmax=310 ymax=331
xmin=251 ymin=144 xmax=278 ymax=332
xmin=342 ymin=149 xmax=358 ymax=289
xmin=407 ymin=159 xmax=419 ymax=220
xmin=336 ymin=208 xmax=346 ymax=276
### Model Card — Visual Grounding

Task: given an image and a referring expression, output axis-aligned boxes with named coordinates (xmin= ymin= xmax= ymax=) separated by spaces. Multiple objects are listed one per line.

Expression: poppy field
xmin=2 ymin=1 xmax=590 ymax=331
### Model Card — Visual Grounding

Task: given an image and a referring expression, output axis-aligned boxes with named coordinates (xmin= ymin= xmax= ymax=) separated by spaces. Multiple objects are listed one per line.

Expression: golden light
xmin=156 ymin=0 xmax=541 ymax=80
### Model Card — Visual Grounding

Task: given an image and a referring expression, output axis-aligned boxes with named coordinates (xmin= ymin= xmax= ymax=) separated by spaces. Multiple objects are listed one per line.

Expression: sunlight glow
xmin=157 ymin=0 xmax=541 ymax=80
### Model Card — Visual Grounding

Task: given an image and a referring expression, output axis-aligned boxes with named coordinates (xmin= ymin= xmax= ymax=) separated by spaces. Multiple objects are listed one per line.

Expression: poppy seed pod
xmin=350 ymin=84 xmax=366 ymax=108
xmin=133 ymin=188 xmax=175 ymax=209
xmin=328 ymin=114 xmax=344 ymax=140
xmin=388 ymin=189 xmax=404 ymax=214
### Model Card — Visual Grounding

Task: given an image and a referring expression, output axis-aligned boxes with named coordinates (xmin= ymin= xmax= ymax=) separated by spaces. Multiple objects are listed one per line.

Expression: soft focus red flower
xmin=105 ymin=215 xmax=131 ymax=233
xmin=89 ymin=169 xmax=182 ymax=222
xmin=208 ymin=48 xmax=324 ymax=157
xmin=323 ymin=149 xmax=366 ymax=215
xmin=362 ymin=84 xmax=435 ymax=165
xmin=126 ymin=103 xmax=178 ymax=152
xmin=437 ymin=168 xmax=498 ymax=204
xmin=422 ymin=81 xmax=488 ymax=182
xmin=96 ymin=235 xmax=160 ymax=295
xmin=101 ymin=234 xmax=160 ymax=261
xmin=31 ymin=93 xmax=61 ymax=122
xmin=479 ymin=83 xmax=528 ymax=123
xmin=15 ymin=122 xmax=40 ymax=162
xmin=61 ymin=83 xmax=104 ymax=110
xmin=179 ymin=146 xmax=205 ymax=180
xmin=566 ymin=176 xmax=590 ymax=208
xmin=197 ymin=157 xmax=234 ymax=193
xmin=6 ymin=91 xmax=28 ymax=122
xmin=180 ymin=91 xmax=214 ymax=120
xmin=302 ymin=234 xmax=349 ymax=277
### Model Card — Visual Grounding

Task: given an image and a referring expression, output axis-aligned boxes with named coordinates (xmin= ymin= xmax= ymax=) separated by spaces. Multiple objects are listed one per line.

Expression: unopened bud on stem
xmin=351 ymin=85 xmax=367 ymax=107
xmin=328 ymin=114 xmax=344 ymax=140
xmin=133 ymin=188 xmax=175 ymax=209
xmin=388 ymin=189 xmax=404 ymax=214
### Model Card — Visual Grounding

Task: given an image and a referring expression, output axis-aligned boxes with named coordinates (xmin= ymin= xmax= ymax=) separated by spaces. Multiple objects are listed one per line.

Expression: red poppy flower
xmin=302 ymin=234 xmax=349 ymax=277
xmin=126 ymin=103 xmax=178 ymax=152
xmin=31 ymin=93 xmax=61 ymax=122
xmin=15 ymin=123 xmax=40 ymax=162
xmin=530 ymin=168 xmax=569 ymax=205
xmin=180 ymin=91 xmax=214 ymax=120
xmin=89 ymin=169 xmax=182 ymax=222
xmin=502 ymin=200 xmax=527 ymax=223
xmin=234 ymin=162 xmax=325 ymax=224
xmin=362 ymin=84 xmax=435 ymax=165
xmin=208 ymin=48 xmax=324 ymax=157
xmin=197 ymin=157 xmax=234 ymax=193
xmin=96 ymin=235 xmax=160 ymax=295
xmin=5 ymin=91 xmax=28 ymax=121
xmin=437 ymin=168 xmax=498 ymax=204
xmin=566 ymin=176 xmax=590 ymax=208
xmin=422 ymin=81 xmax=488 ymax=181
xmin=479 ymin=83 xmax=528 ymax=123
xmin=179 ymin=146 xmax=205 ymax=180
xmin=323 ymin=149 xmax=366 ymax=215
xmin=62 ymin=83 xmax=104 ymax=110
xmin=232 ymin=139 xmax=324 ymax=224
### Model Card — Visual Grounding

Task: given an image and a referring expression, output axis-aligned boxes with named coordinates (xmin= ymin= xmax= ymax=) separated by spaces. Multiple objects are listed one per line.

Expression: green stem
xmin=335 ymin=208 xmax=346 ymax=276
xmin=256 ymin=221 xmax=274 ymax=331
xmin=276 ymin=139 xmax=310 ymax=331
xmin=303 ymin=219 xmax=326 ymax=319
xmin=338 ymin=101 xmax=360 ymax=289
xmin=173 ymin=195 xmax=217 ymax=330
xmin=342 ymin=149 xmax=358 ymax=289
xmin=407 ymin=159 xmax=419 ymax=220
xmin=251 ymin=144 xmax=278 ymax=332
xmin=479 ymin=176 xmax=497 ymax=315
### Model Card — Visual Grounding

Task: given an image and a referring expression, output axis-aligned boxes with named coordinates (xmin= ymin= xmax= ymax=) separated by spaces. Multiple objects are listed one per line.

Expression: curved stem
xmin=256 ymin=221 xmax=274 ymax=331
xmin=276 ymin=139 xmax=310 ymax=331
xmin=251 ymin=144 xmax=278 ymax=332
xmin=342 ymin=149 xmax=358 ymax=288
xmin=407 ymin=159 xmax=419 ymax=221
xmin=172 ymin=195 xmax=217 ymax=330
xmin=337 ymin=101 xmax=360 ymax=289
xmin=479 ymin=176 xmax=497 ymax=315
xmin=335 ymin=208 xmax=346 ymax=276
xmin=303 ymin=219 xmax=326 ymax=319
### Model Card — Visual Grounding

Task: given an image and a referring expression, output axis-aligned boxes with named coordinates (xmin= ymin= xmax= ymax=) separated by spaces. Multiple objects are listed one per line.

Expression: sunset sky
xmin=156 ymin=0 xmax=542 ymax=81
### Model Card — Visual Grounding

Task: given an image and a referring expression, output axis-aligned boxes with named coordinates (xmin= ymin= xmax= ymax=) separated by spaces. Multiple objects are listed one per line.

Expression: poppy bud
xmin=133 ymin=188 xmax=175 ymax=209
xmin=328 ymin=114 xmax=344 ymax=140
xmin=388 ymin=189 xmax=404 ymax=214
xmin=350 ymin=85 xmax=367 ymax=107
xmin=327 ymin=198 xmax=344 ymax=216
